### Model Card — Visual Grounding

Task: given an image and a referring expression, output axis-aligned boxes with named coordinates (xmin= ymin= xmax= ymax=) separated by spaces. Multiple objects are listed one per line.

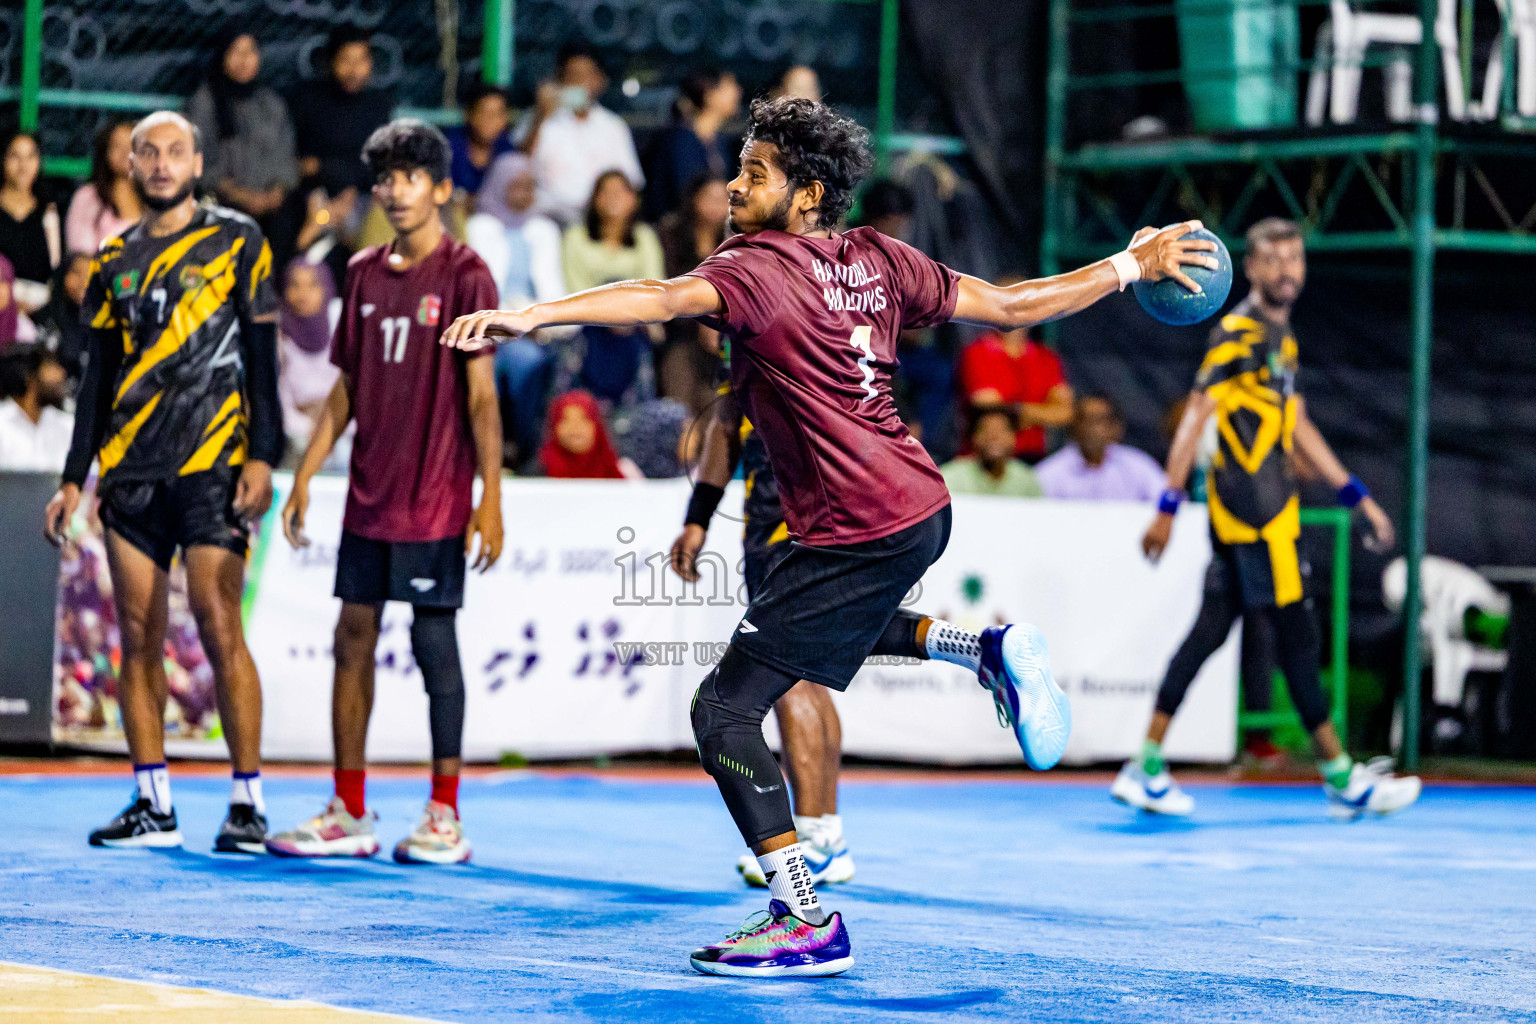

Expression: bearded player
xmin=45 ymin=112 xmax=279 ymax=854
xmin=671 ymin=385 xmax=854 ymax=889
xmin=1115 ymin=217 xmax=1420 ymax=821
xmin=266 ymin=120 xmax=503 ymax=863
xmin=445 ymin=97 xmax=1213 ymax=977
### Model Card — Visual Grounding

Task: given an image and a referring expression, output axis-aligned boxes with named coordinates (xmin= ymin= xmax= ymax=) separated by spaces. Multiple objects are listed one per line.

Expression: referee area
xmin=3 ymin=761 xmax=1534 ymax=1023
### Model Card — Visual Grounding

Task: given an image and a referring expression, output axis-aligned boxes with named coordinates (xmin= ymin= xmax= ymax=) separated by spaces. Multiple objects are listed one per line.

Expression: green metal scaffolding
xmin=1043 ymin=0 xmax=1536 ymax=769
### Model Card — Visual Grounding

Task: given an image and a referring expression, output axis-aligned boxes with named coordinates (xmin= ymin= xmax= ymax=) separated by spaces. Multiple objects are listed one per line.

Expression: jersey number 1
xmin=849 ymin=326 xmax=877 ymax=402
xmin=381 ymin=316 xmax=410 ymax=363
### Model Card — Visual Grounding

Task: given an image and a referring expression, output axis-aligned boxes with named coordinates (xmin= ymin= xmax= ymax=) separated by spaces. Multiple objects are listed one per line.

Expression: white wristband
xmin=1108 ymin=250 xmax=1141 ymax=291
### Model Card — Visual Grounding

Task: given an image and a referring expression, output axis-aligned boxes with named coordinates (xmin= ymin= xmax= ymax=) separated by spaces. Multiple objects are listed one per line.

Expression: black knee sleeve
xmin=411 ymin=608 xmax=465 ymax=762
xmin=1156 ymin=589 xmax=1241 ymax=717
xmin=691 ymin=645 xmax=798 ymax=847
xmin=869 ymin=609 xmax=925 ymax=660
xmin=1272 ymin=602 xmax=1330 ymax=732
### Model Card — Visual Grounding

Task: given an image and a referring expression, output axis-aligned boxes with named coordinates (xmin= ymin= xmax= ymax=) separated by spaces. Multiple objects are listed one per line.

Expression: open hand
xmin=232 ymin=461 xmax=274 ymax=524
xmin=669 ymin=524 xmax=707 ymax=582
xmin=467 ymin=500 xmax=504 ymax=572
xmin=1359 ymin=497 xmax=1396 ymax=554
xmin=1142 ymin=512 xmax=1174 ymax=564
xmin=282 ymin=481 xmax=310 ymax=549
xmin=441 ymin=309 xmax=540 ymax=351
xmin=1129 ymin=220 xmax=1220 ymax=295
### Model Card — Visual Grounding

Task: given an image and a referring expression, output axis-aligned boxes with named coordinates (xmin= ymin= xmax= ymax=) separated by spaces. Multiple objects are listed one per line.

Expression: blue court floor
xmin=1 ymin=770 xmax=1533 ymax=1023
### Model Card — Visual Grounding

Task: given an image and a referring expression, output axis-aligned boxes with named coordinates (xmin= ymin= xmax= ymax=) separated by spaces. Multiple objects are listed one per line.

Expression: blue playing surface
xmin=1 ymin=772 xmax=1532 ymax=1023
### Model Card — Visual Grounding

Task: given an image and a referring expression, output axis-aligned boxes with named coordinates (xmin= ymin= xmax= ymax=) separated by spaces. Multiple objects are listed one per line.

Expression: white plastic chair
xmin=1473 ymin=0 xmax=1536 ymax=118
xmin=1305 ymin=0 xmax=1465 ymax=123
xmin=1382 ymin=555 xmax=1509 ymax=710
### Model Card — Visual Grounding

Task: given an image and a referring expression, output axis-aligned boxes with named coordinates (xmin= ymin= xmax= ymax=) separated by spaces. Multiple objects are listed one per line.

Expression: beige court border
xmin=0 ymin=961 xmax=450 ymax=1023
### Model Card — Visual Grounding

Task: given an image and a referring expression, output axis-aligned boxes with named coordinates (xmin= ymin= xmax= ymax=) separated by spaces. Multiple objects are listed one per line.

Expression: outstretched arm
xmin=952 ymin=221 xmax=1218 ymax=331
xmin=442 ymin=276 xmax=722 ymax=351
xmin=1292 ymin=396 xmax=1395 ymax=552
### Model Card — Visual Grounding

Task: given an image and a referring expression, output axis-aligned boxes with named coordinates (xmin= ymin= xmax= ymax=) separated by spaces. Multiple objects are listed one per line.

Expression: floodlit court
xmin=1 ymin=767 xmax=1532 ymax=1023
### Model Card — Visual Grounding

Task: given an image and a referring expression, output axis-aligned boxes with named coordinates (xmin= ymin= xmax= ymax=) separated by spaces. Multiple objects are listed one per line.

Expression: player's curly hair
xmin=362 ymin=118 xmax=451 ymax=184
xmin=744 ymin=96 xmax=872 ymax=227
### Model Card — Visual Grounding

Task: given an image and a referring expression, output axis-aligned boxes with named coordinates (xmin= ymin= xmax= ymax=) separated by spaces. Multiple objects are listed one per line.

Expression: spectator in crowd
xmin=447 ymin=83 xmax=516 ymax=196
xmin=293 ymin=183 xmax=359 ymax=289
xmin=773 ymin=64 xmax=824 ymax=103
xmin=186 ymin=26 xmax=299 ymax=260
xmin=860 ymin=178 xmax=916 ymax=240
xmin=0 ymin=255 xmax=20 ymax=349
xmin=31 ymin=252 xmax=92 ymax=380
xmin=65 ymin=122 xmax=141 ymax=255
xmin=290 ymin=26 xmax=395 ymax=200
xmin=657 ymin=173 xmax=728 ymax=409
xmin=940 ymin=406 xmax=1044 ymax=497
xmin=464 ymin=152 xmax=565 ymax=464
xmin=642 ymin=68 xmax=741 ymax=220
xmin=957 ymin=280 xmax=1074 ymax=461
xmin=276 ymin=258 xmax=340 ymax=451
xmin=0 ymin=344 xmax=72 ymax=471
xmin=561 ymin=170 xmax=665 ymax=408
xmin=517 ymin=42 xmax=644 ymax=223
xmin=536 ymin=390 xmax=635 ymax=479
xmin=620 ymin=398 xmax=692 ymax=478
xmin=0 ymin=131 xmax=60 ymax=313
xmin=1036 ymin=394 xmax=1166 ymax=501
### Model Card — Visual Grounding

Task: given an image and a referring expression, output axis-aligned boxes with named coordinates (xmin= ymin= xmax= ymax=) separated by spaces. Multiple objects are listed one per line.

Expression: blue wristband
xmin=1337 ymin=475 xmax=1369 ymax=508
xmin=1157 ymin=488 xmax=1185 ymax=516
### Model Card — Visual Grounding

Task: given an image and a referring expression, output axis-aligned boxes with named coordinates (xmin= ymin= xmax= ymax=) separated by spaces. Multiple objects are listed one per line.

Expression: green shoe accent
xmin=1320 ymin=754 xmax=1353 ymax=789
xmin=1140 ymin=738 xmax=1164 ymax=777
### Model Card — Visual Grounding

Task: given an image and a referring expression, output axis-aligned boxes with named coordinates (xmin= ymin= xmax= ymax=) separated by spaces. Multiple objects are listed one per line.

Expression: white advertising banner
xmin=245 ymin=475 xmax=1234 ymax=766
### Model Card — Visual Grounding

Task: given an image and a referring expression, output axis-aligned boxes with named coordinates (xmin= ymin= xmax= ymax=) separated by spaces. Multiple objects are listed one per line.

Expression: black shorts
xmin=741 ymin=522 xmax=792 ymax=601
xmin=98 ymin=466 xmax=248 ymax=571
xmin=334 ymin=530 xmax=466 ymax=609
xmin=1207 ymin=532 xmax=1308 ymax=609
xmin=733 ymin=505 xmax=952 ymax=691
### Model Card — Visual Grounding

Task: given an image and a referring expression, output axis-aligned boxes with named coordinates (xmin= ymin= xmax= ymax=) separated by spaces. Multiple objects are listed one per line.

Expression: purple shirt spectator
xmin=1036 ymin=394 xmax=1166 ymax=501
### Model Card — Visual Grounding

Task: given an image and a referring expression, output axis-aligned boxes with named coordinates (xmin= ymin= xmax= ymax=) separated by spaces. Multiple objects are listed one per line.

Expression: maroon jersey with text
xmin=687 ymin=227 xmax=957 ymax=545
xmin=331 ymin=237 xmax=497 ymax=542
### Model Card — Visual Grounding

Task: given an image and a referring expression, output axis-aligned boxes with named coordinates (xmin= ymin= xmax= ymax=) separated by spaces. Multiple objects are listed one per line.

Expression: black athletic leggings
xmin=411 ymin=608 xmax=466 ymax=762
xmin=692 ymin=611 xmax=925 ymax=847
xmin=1155 ymin=591 xmax=1330 ymax=732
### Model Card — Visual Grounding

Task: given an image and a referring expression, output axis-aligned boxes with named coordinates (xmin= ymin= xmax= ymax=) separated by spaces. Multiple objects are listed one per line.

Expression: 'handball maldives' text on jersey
xmin=332 ymin=237 xmax=497 ymax=542
xmin=687 ymin=227 xmax=956 ymax=545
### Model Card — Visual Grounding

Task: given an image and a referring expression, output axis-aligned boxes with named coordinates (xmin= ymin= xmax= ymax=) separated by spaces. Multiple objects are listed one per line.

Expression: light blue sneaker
xmin=979 ymin=624 xmax=1071 ymax=769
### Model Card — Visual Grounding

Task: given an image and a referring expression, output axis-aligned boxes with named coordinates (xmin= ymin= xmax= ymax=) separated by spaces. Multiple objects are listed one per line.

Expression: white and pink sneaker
xmin=265 ymin=796 xmax=380 ymax=858
xmin=393 ymin=800 xmax=471 ymax=865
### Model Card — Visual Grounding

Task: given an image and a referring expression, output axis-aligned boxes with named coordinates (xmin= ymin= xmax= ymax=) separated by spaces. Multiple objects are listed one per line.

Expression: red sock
xmin=334 ymin=768 xmax=366 ymax=818
xmin=431 ymin=774 xmax=459 ymax=813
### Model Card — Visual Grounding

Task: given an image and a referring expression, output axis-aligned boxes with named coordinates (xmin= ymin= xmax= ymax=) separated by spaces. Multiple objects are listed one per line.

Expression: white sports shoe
xmin=393 ymin=800 xmax=472 ymax=864
xmin=1325 ymin=757 xmax=1422 ymax=821
xmin=265 ymin=796 xmax=380 ymax=858
xmin=1111 ymin=760 xmax=1196 ymax=816
xmin=736 ymin=816 xmax=855 ymax=887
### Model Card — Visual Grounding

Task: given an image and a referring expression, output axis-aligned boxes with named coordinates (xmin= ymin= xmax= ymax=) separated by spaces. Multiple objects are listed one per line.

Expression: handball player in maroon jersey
xmin=444 ymin=97 xmax=1215 ymax=974
xmin=267 ymin=120 xmax=503 ymax=864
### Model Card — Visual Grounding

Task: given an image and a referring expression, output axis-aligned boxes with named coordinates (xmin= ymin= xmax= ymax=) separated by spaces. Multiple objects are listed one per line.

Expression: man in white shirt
xmin=1036 ymin=394 xmax=1165 ymax=501
xmin=516 ymin=42 xmax=644 ymax=224
xmin=0 ymin=345 xmax=74 ymax=473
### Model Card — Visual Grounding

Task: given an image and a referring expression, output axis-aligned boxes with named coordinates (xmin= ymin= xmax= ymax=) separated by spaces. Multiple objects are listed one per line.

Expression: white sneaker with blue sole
xmin=1325 ymin=757 xmax=1421 ymax=821
xmin=737 ymin=829 xmax=855 ymax=888
xmin=978 ymin=624 xmax=1072 ymax=770
xmin=1111 ymin=760 xmax=1195 ymax=816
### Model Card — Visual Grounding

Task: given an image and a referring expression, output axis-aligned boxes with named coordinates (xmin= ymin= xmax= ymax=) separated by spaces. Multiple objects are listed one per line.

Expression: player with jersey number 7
xmin=442 ymin=97 xmax=1216 ymax=977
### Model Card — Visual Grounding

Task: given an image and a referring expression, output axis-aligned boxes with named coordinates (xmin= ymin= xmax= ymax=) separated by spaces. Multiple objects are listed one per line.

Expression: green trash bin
xmin=1178 ymin=0 xmax=1300 ymax=130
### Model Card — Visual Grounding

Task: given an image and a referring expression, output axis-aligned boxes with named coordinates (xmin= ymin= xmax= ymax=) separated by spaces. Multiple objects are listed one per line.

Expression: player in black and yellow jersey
xmin=1115 ymin=217 xmax=1421 ymax=821
xmin=44 ymin=112 xmax=281 ymax=853
xmin=670 ymin=379 xmax=855 ymax=889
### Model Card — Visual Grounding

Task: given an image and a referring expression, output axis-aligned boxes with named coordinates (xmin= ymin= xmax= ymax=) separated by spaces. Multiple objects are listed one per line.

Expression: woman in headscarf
xmin=186 ymin=25 xmax=299 ymax=260
xmin=275 ymin=258 xmax=340 ymax=450
xmin=536 ymin=390 xmax=636 ymax=479
xmin=31 ymin=252 xmax=92 ymax=380
xmin=465 ymin=152 xmax=567 ymax=468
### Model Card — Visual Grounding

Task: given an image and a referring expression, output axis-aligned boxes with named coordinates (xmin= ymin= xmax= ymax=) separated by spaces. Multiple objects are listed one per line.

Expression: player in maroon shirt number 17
xmin=444 ymin=97 xmax=1216 ymax=977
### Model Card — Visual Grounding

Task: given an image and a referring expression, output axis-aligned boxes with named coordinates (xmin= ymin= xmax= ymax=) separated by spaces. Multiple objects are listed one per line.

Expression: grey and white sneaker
xmin=214 ymin=803 xmax=269 ymax=854
xmin=88 ymin=794 xmax=184 ymax=849
xmin=1325 ymin=757 xmax=1422 ymax=821
xmin=1111 ymin=760 xmax=1196 ymax=816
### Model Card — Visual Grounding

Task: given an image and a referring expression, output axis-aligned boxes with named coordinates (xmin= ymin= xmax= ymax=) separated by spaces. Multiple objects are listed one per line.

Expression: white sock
xmin=925 ymin=619 xmax=981 ymax=672
xmin=134 ymin=763 xmax=172 ymax=815
xmin=756 ymin=843 xmax=826 ymax=924
xmin=231 ymin=771 xmax=264 ymax=813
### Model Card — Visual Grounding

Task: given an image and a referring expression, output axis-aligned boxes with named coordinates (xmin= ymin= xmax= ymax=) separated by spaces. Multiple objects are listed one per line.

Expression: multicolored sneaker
xmin=1111 ymin=760 xmax=1195 ymax=816
xmin=737 ymin=824 xmax=855 ymax=888
xmin=1325 ymin=757 xmax=1422 ymax=822
xmin=88 ymin=794 xmax=182 ymax=849
xmin=979 ymin=624 xmax=1072 ymax=770
xmin=689 ymin=900 xmax=853 ymax=977
xmin=264 ymin=796 xmax=380 ymax=858
xmin=392 ymin=800 xmax=471 ymax=865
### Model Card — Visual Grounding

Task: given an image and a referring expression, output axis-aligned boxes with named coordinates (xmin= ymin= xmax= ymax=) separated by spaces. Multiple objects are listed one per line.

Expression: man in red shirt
xmin=444 ymin=98 xmax=1213 ymax=975
xmin=266 ymin=120 xmax=503 ymax=864
xmin=957 ymin=277 xmax=1074 ymax=461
